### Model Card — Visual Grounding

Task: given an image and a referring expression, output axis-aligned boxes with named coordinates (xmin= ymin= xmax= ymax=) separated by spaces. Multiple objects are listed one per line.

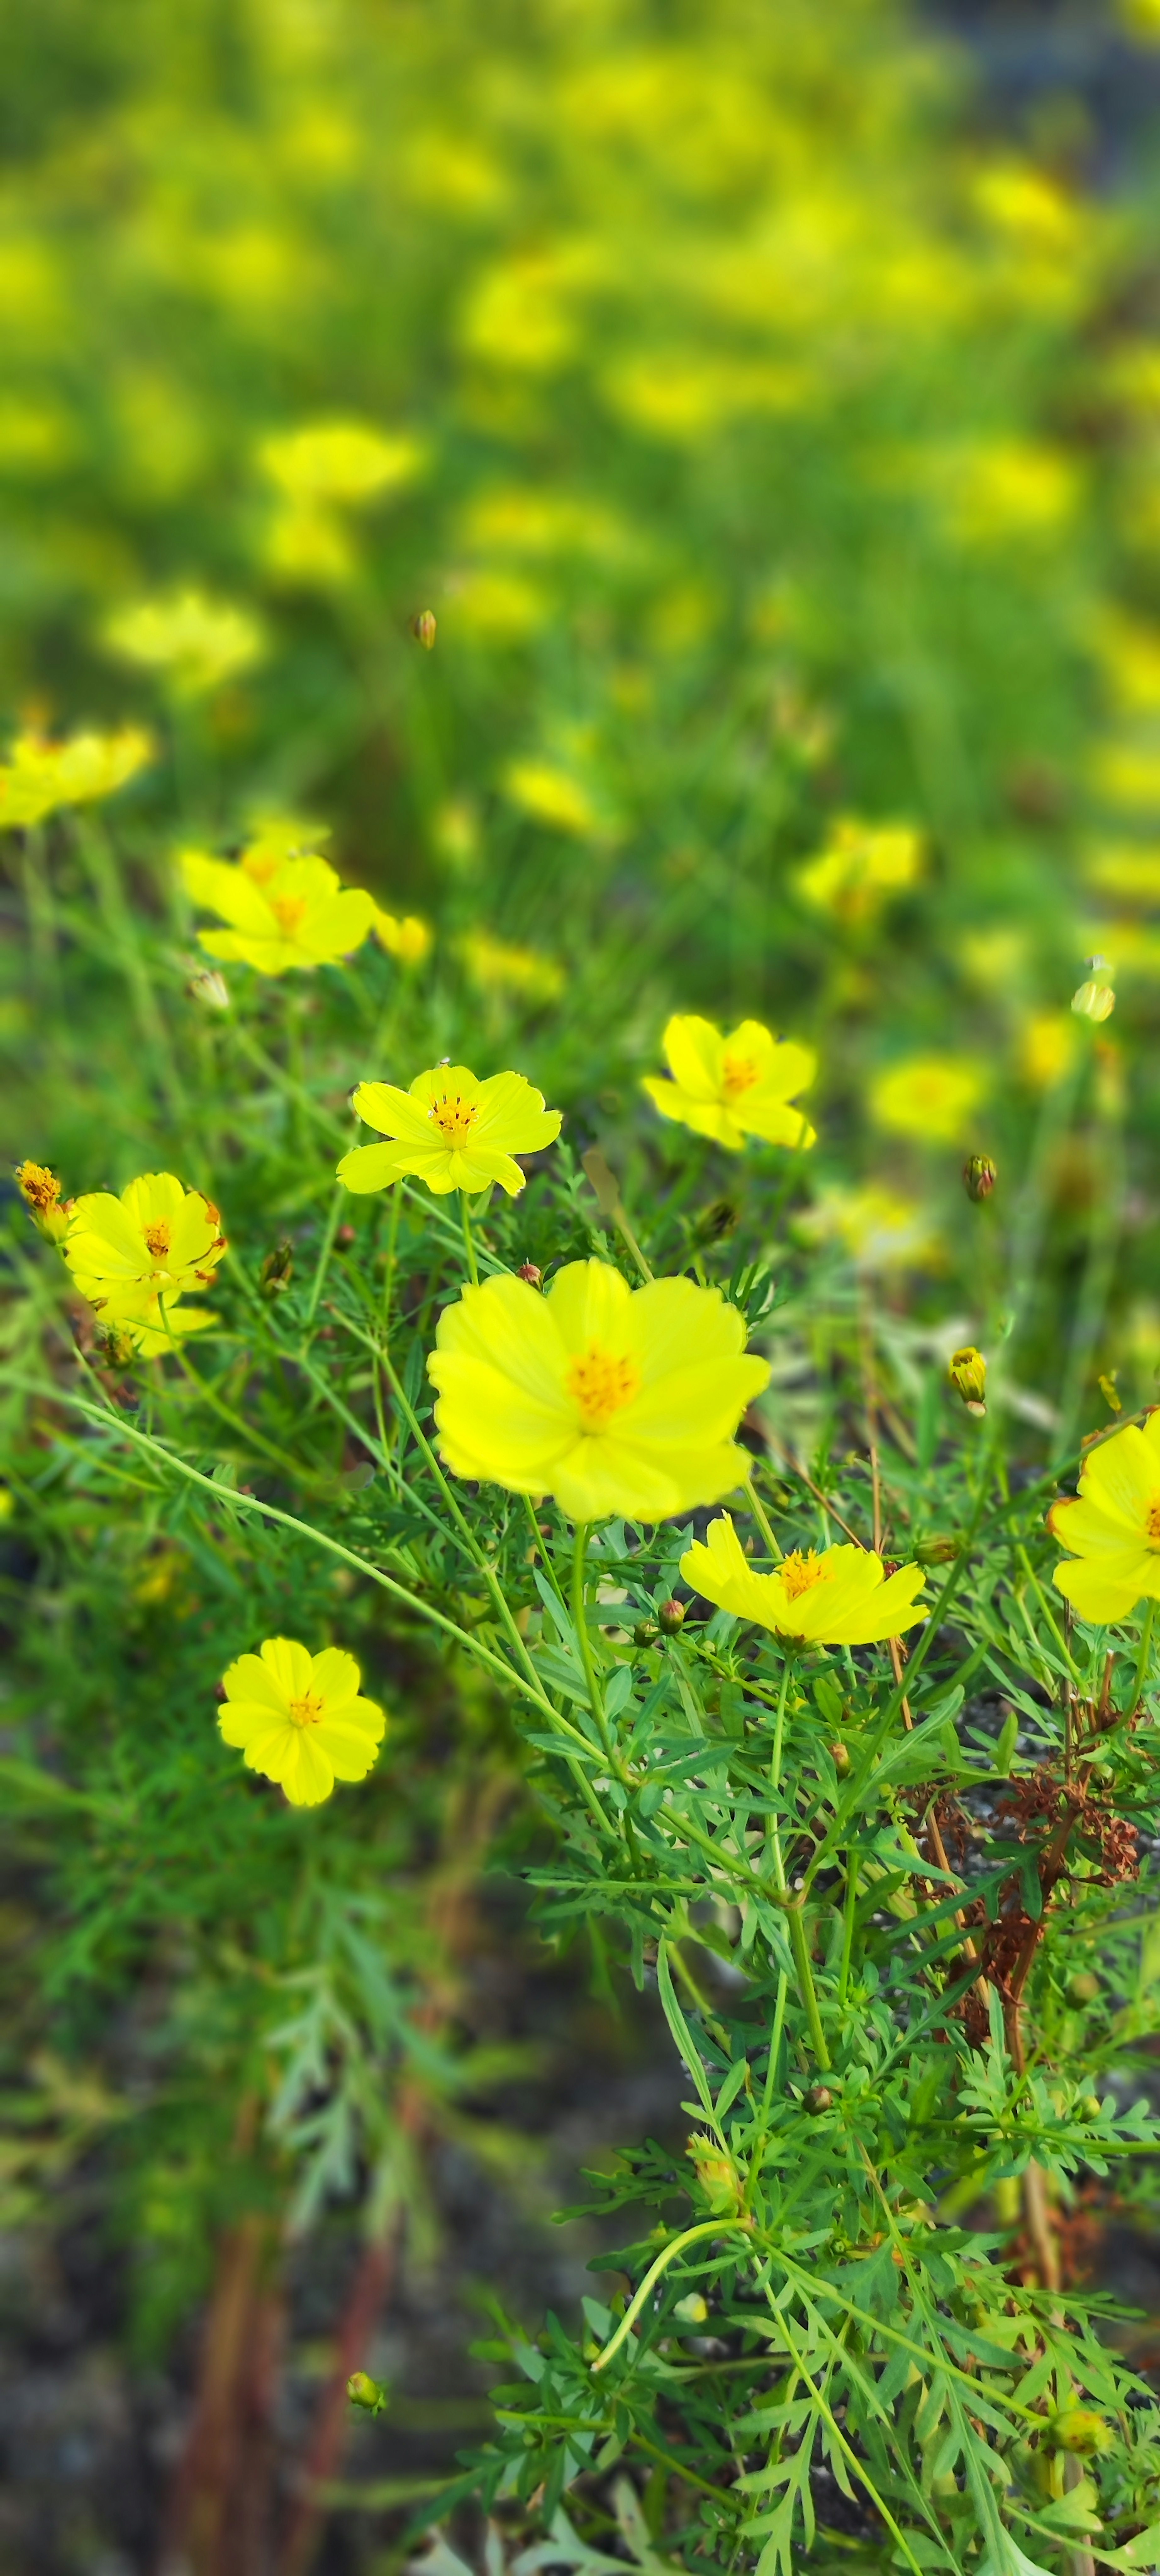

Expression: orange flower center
xmin=1147 ymin=1497 xmax=1160 ymax=1546
xmin=287 ymin=1691 xmax=325 ymax=1728
xmin=722 ymin=1050 xmax=761 ymax=1100
xmin=143 ymin=1222 xmax=171 ymax=1259
xmin=780 ymin=1548 xmax=827 ymax=1602
xmin=272 ymin=893 xmax=308 ymax=936
xmin=566 ymin=1342 xmax=641 ymax=1430
xmin=243 ymin=850 xmax=282 ymax=885
xmin=17 ymin=1160 xmax=59 ymax=1212
xmin=428 ymin=1090 xmax=479 ymax=1147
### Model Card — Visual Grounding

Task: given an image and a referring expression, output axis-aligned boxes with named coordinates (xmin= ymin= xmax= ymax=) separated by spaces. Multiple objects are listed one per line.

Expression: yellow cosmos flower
xmin=105 ymin=590 xmax=264 ymax=697
xmin=181 ymin=846 xmax=377 ymax=975
xmin=64 ymin=1172 xmax=226 ymax=1353
xmin=338 ymin=1065 xmax=561 ymax=1199
xmin=681 ymin=1515 xmax=928 ymax=1646
xmin=869 ymin=1054 xmax=987 ymax=1145
xmin=259 ymin=420 xmax=424 ymax=506
xmin=1049 ymin=1412 xmax=1160 ymax=1623
xmin=0 ymin=726 xmax=152 ymax=829
xmin=218 ymin=1638 xmax=385 ymax=1807
xmin=794 ymin=818 xmax=923 ymax=924
xmin=643 ymin=1014 xmax=816 ymax=1153
xmin=371 ymin=904 xmax=432 ymax=966
xmin=428 ymin=1259 xmax=770 ymax=1522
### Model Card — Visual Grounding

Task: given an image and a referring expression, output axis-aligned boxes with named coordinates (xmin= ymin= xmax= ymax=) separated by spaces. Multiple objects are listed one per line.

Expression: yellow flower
xmin=259 ymin=419 xmax=424 ymax=506
xmin=218 ymin=1638 xmax=385 ymax=1806
xmin=457 ymin=929 xmax=565 ymax=1004
xmin=15 ymin=1159 xmax=70 ymax=1241
xmin=1020 ymin=1011 xmax=1076 ymax=1090
xmin=181 ymin=845 xmax=377 ymax=975
xmin=0 ymin=726 xmax=152 ymax=829
xmin=1050 ymin=1412 xmax=1160 ymax=1623
xmin=681 ymin=1515 xmax=928 ymax=1646
xmin=869 ymin=1054 xmax=986 ymax=1145
xmin=502 ymin=760 xmax=599 ymax=836
xmin=794 ymin=818 xmax=923 ymax=924
xmin=105 ymin=590 xmax=264 ymax=697
xmin=339 ymin=1064 xmax=561 ymax=1199
xmin=797 ymin=1183 xmax=940 ymax=1274
xmin=643 ymin=1014 xmax=816 ymax=1153
xmin=64 ymin=1172 xmax=226 ymax=1353
xmin=428 ymin=1259 xmax=769 ymax=1522
xmin=371 ymin=904 xmax=432 ymax=966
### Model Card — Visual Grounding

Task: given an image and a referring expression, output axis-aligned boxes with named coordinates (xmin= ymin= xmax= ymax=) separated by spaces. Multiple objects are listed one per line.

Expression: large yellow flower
xmin=338 ymin=1064 xmax=561 ymax=1199
xmin=1050 ymin=1412 xmax=1160 ymax=1623
xmin=428 ymin=1259 xmax=770 ymax=1521
xmin=642 ymin=1014 xmax=816 ymax=1153
xmin=681 ymin=1515 xmax=928 ymax=1646
xmin=64 ymin=1172 xmax=226 ymax=1352
xmin=218 ymin=1639 xmax=385 ymax=1807
xmin=181 ymin=846 xmax=378 ymax=975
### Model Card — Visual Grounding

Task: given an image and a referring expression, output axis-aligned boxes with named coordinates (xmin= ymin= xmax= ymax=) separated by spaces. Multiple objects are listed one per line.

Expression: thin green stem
xmin=305 ymin=1182 xmax=346 ymax=1329
xmin=590 ymin=2220 xmax=753 ymax=2374
xmin=572 ymin=1522 xmax=616 ymax=1767
xmin=523 ymin=1493 xmax=567 ymax=1613
xmin=460 ymin=1190 xmax=479 ymax=1286
xmin=743 ymin=1475 xmax=783 ymax=1562
xmin=381 ymin=1182 xmax=402 ymax=1343
xmin=837 ymin=1854 xmax=859 ymax=2010
xmin=1134 ymin=1597 xmax=1157 ymax=1714
xmin=787 ymin=1901 xmax=831 ymax=2071
xmin=765 ymin=1652 xmax=793 ymax=1896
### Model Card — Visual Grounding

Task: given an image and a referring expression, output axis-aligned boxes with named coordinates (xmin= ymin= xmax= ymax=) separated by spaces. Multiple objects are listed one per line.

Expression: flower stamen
xmin=566 ymin=1342 xmax=641 ymax=1430
xmin=780 ymin=1548 xmax=827 ymax=1601
xmin=143 ymin=1221 xmax=171 ymax=1259
xmin=428 ymin=1090 xmax=480 ymax=1147
xmin=722 ymin=1051 xmax=760 ymax=1099
xmin=287 ymin=1691 xmax=325 ymax=1728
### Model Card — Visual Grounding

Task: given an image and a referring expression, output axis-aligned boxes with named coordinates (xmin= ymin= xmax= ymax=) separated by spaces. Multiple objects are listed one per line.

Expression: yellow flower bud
xmin=412 ymin=608 xmax=437 ymax=649
xmin=687 ymin=2133 xmax=745 ymax=2216
xmin=1072 ymin=976 xmax=1115 ymax=1023
xmin=1045 ymin=2407 xmax=1113 ymax=2457
xmin=347 ymin=2370 xmax=389 ymax=2416
xmin=962 ymin=1153 xmax=997 ymax=1203
xmin=948 ymin=1346 xmax=987 ymax=1412
xmin=15 ymin=1159 xmax=70 ymax=1241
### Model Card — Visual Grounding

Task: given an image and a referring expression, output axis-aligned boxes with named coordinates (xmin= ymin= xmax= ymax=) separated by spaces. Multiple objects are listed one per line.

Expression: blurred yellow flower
xmin=449 ymin=568 xmax=546 ymax=642
xmin=644 ymin=1015 xmax=816 ymax=1153
xmin=0 ymin=726 xmax=152 ymax=829
xmin=458 ymin=929 xmax=565 ymax=1003
xmin=794 ymin=817 xmax=923 ymax=923
xmin=1020 ymin=1011 xmax=1076 ymax=1089
xmin=339 ymin=1064 xmax=561 ymax=1199
xmin=1090 ymin=742 xmax=1160 ymax=814
xmin=15 ymin=1159 xmax=69 ymax=1241
xmin=371 ymin=905 xmax=432 ymax=966
xmin=798 ymin=1183 xmax=939 ymax=1273
xmin=1083 ymin=842 xmax=1160 ymax=902
xmin=869 ymin=1054 xmax=986 ymax=1144
xmin=105 ymin=590 xmax=264 ymax=696
xmin=681 ymin=1515 xmax=927 ymax=1646
xmin=1050 ymin=1412 xmax=1160 ymax=1624
xmin=502 ymin=760 xmax=599 ymax=836
xmin=428 ymin=1259 xmax=769 ymax=1522
xmin=64 ymin=1171 xmax=226 ymax=1354
xmin=181 ymin=846 xmax=377 ymax=975
xmin=259 ymin=420 xmax=424 ymax=506
xmin=938 ymin=439 xmax=1080 ymax=547
xmin=972 ymin=163 xmax=1080 ymax=257
xmin=264 ymin=506 xmax=356 ymax=586
xmin=219 ymin=1639 xmax=385 ymax=1807
xmin=1091 ymin=613 xmax=1160 ymax=716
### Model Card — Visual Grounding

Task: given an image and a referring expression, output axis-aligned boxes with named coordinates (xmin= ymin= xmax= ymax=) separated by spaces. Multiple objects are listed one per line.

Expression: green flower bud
xmin=412 ymin=609 xmax=437 ymax=650
xmin=347 ymin=2370 xmax=389 ymax=2416
xmin=948 ymin=1345 xmax=987 ymax=1413
xmin=963 ymin=1153 xmax=997 ymax=1203
xmin=658 ymin=1598 xmax=685 ymax=1635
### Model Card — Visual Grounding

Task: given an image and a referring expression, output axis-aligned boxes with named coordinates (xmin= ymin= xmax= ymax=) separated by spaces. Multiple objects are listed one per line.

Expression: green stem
xmin=572 ymin=1522 xmax=616 ymax=1766
xmin=837 ymin=1854 xmax=859 ymax=2010
xmin=615 ymin=1208 xmax=654 ymax=1284
xmin=382 ymin=1182 xmax=402 ymax=1343
xmin=305 ymin=1182 xmax=345 ymax=1329
xmin=460 ymin=1190 xmax=479 ymax=1286
xmin=765 ymin=1652 xmax=793 ymax=1895
xmin=590 ymin=2220 xmax=753 ymax=2374
xmin=744 ymin=1474 xmax=783 ymax=1562
xmin=787 ymin=1901 xmax=831 ymax=2071
xmin=523 ymin=1493 xmax=567 ymax=1613
xmin=1134 ymin=1597 xmax=1157 ymax=1714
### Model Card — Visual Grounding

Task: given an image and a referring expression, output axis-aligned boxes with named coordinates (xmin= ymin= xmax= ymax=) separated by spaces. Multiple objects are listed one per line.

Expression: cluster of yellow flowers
xmin=0 ymin=725 xmax=152 ymax=830
xmin=181 ymin=828 xmax=430 ymax=977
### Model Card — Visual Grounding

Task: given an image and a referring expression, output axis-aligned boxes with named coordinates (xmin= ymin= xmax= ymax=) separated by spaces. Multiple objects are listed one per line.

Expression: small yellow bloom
xmin=643 ymin=1015 xmax=816 ymax=1153
xmin=502 ymin=760 xmax=599 ymax=836
xmin=1020 ymin=1010 xmax=1076 ymax=1090
xmin=0 ymin=726 xmax=152 ymax=830
xmin=457 ymin=929 xmax=565 ymax=1004
xmin=869 ymin=1054 xmax=986 ymax=1145
xmin=16 ymin=1159 xmax=70 ymax=1241
xmin=64 ymin=1172 xmax=226 ymax=1354
xmin=105 ymin=590 xmax=263 ymax=697
xmin=1050 ymin=1411 xmax=1160 ymax=1624
xmin=428 ymin=1259 xmax=769 ymax=1523
xmin=948 ymin=1345 xmax=987 ymax=1411
xmin=219 ymin=1638 xmax=385 ymax=1806
xmin=1072 ymin=973 xmax=1115 ymax=1023
xmin=259 ymin=420 xmax=425 ymax=507
xmin=794 ymin=818 xmax=923 ymax=924
xmin=681 ymin=1515 xmax=928 ymax=1646
xmin=371 ymin=905 xmax=432 ymax=966
xmin=798 ymin=1184 xmax=940 ymax=1274
xmin=181 ymin=845 xmax=377 ymax=975
xmin=339 ymin=1064 xmax=561 ymax=1200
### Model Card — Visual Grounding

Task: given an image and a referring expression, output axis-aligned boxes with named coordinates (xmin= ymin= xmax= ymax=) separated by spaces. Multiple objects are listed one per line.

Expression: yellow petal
xmin=1080 ymin=1422 xmax=1160 ymax=1530
xmin=661 ymin=1014 xmax=727 ymax=1102
xmin=260 ymin=1636 xmax=314 ymax=1699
